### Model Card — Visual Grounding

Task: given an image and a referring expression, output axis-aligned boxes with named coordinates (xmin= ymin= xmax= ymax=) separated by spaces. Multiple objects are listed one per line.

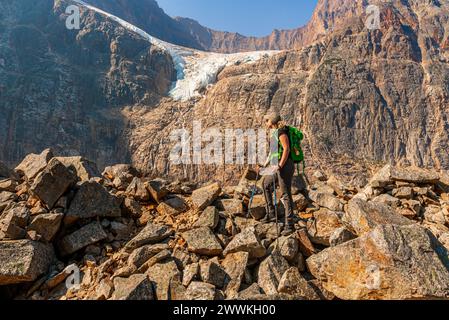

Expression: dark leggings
xmin=262 ymin=158 xmax=295 ymax=226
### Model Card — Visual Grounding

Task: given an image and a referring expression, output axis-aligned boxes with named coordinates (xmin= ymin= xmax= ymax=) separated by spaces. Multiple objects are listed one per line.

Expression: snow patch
xmin=70 ymin=0 xmax=279 ymax=101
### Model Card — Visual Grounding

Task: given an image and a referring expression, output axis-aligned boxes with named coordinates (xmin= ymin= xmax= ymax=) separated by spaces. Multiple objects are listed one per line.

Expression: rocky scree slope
xmin=0 ymin=150 xmax=449 ymax=300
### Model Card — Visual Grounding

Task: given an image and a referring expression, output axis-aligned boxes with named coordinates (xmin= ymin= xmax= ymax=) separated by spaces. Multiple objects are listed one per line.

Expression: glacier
xmin=70 ymin=0 xmax=279 ymax=101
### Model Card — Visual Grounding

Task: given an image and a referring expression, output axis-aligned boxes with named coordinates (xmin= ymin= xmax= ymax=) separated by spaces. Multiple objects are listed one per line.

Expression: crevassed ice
xmin=71 ymin=0 xmax=279 ymax=101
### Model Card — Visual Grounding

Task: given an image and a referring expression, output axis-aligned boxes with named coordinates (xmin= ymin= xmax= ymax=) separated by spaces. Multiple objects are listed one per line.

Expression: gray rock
xmin=307 ymin=208 xmax=344 ymax=246
xmin=126 ymin=177 xmax=150 ymax=202
xmin=169 ymin=276 xmax=187 ymax=300
xmin=306 ymin=224 xmax=449 ymax=300
xmin=30 ymin=158 xmax=77 ymax=209
xmin=28 ymin=212 xmax=63 ymax=242
xmin=0 ymin=191 xmax=17 ymax=213
xmin=200 ymin=259 xmax=227 ymax=288
xmin=223 ymin=226 xmax=266 ymax=258
xmin=372 ymin=194 xmax=401 ymax=207
xmin=138 ymin=249 xmax=172 ymax=273
xmin=217 ymin=199 xmax=244 ymax=216
xmin=103 ymin=164 xmax=139 ymax=180
xmin=121 ymin=197 xmax=143 ymax=218
xmin=0 ymin=205 xmax=29 ymax=240
xmin=125 ymin=223 xmax=173 ymax=251
xmin=55 ymin=156 xmax=101 ymax=181
xmin=127 ymin=243 xmax=170 ymax=270
xmin=59 ymin=221 xmax=108 ymax=256
xmin=112 ymin=274 xmax=154 ymax=300
xmin=238 ymin=283 xmax=262 ymax=299
xmin=221 ymin=251 xmax=249 ymax=299
xmin=278 ymin=267 xmax=320 ymax=300
xmin=146 ymin=179 xmax=169 ymax=203
xmin=146 ymin=260 xmax=181 ymax=300
xmin=343 ymin=198 xmax=413 ymax=236
xmin=329 ymin=227 xmax=357 ymax=247
xmin=257 ymin=250 xmax=290 ymax=295
xmin=269 ymin=236 xmax=299 ymax=262
xmin=182 ymin=227 xmax=223 ymax=256
xmin=64 ymin=181 xmax=121 ymax=225
xmin=390 ymin=166 xmax=440 ymax=184
xmin=0 ymin=179 xmax=17 ymax=193
xmin=191 ymin=182 xmax=221 ymax=211
xmin=293 ymin=193 xmax=309 ymax=212
xmin=194 ymin=206 xmax=219 ymax=229
xmin=15 ymin=149 xmax=53 ymax=180
xmin=0 ymin=240 xmax=54 ymax=285
xmin=392 ymin=187 xmax=414 ymax=199
xmin=309 ymin=191 xmax=343 ymax=211
xmin=157 ymin=196 xmax=187 ymax=216
xmin=249 ymin=195 xmax=267 ymax=220
xmin=185 ymin=282 xmax=216 ymax=300
xmin=182 ymin=262 xmax=200 ymax=287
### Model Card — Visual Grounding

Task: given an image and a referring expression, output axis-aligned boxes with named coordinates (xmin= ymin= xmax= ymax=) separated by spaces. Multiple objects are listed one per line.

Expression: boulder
xmin=191 ymin=183 xmax=221 ymax=211
xmin=127 ymin=243 xmax=170 ymax=270
xmin=307 ymin=208 xmax=344 ymax=246
xmin=194 ymin=206 xmax=219 ymax=229
xmin=217 ymin=199 xmax=244 ymax=216
xmin=64 ymin=181 xmax=121 ymax=225
xmin=277 ymin=267 xmax=320 ymax=300
xmin=126 ymin=177 xmax=150 ymax=202
xmin=182 ymin=263 xmax=200 ymax=287
xmin=392 ymin=187 xmax=414 ymax=199
xmin=269 ymin=236 xmax=299 ymax=262
xmin=0 ymin=240 xmax=54 ymax=285
xmin=185 ymin=282 xmax=216 ymax=300
xmin=306 ymin=224 xmax=449 ymax=300
xmin=138 ymin=249 xmax=172 ymax=273
xmin=112 ymin=274 xmax=154 ymax=300
xmin=125 ymin=223 xmax=173 ymax=251
xmin=257 ymin=250 xmax=290 ymax=295
xmin=329 ymin=227 xmax=357 ymax=247
xmin=59 ymin=221 xmax=108 ymax=256
xmin=55 ymin=156 xmax=100 ymax=181
xmin=309 ymin=191 xmax=343 ymax=211
xmin=15 ymin=149 xmax=53 ymax=180
xmin=169 ymin=277 xmax=187 ymax=300
xmin=222 ymin=251 xmax=249 ymax=299
xmin=0 ymin=179 xmax=17 ymax=193
xmin=102 ymin=164 xmax=139 ymax=180
xmin=121 ymin=197 xmax=143 ymax=218
xmin=0 ymin=191 xmax=17 ymax=213
xmin=146 ymin=260 xmax=181 ymax=300
xmin=223 ymin=226 xmax=266 ymax=258
xmin=238 ymin=283 xmax=262 ymax=299
xmin=249 ymin=195 xmax=267 ymax=220
xmin=146 ymin=179 xmax=169 ymax=203
xmin=0 ymin=205 xmax=30 ymax=240
xmin=200 ymin=259 xmax=227 ymax=288
xmin=293 ymin=193 xmax=309 ymax=212
xmin=390 ymin=166 xmax=440 ymax=184
xmin=30 ymin=158 xmax=77 ymax=209
xmin=343 ymin=198 xmax=413 ymax=236
xmin=182 ymin=227 xmax=223 ymax=256
xmin=295 ymin=229 xmax=317 ymax=257
xmin=28 ymin=212 xmax=63 ymax=242
xmin=372 ymin=194 xmax=401 ymax=207
xmin=157 ymin=196 xmax=187 ymax=216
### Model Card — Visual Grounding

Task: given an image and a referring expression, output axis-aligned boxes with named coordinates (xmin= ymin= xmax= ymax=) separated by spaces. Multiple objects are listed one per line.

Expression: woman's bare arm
xmin=279 ymin=134 xmax=290 ymax=169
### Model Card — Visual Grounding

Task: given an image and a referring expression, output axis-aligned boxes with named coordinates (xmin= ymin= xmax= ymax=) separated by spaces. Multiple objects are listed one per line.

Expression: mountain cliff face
xmin=0 ymin=0 xmax=175 ymax=169
xmin=0 ymin=0 xmax=448 ymax=184
xmin=124 ymin=0 xmax=449 ymax=183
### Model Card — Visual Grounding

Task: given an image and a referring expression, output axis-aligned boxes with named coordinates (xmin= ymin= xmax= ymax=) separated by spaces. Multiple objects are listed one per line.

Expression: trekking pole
xmin=247 ymin=170 xmax=260 ymax=218
xmin=273 ymin=173 xmax=280 ymax=249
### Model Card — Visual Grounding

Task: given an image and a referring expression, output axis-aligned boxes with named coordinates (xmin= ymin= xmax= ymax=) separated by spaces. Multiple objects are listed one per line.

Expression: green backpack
xmin=272 ymin=126 xmax=306 ymax=176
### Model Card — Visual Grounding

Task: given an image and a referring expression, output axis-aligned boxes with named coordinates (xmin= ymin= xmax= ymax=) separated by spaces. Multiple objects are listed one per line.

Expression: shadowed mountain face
xmin=0 ymin=0 xmax=175 ymax=169
xmin=0 ymin=0 xmax=448 ymax=183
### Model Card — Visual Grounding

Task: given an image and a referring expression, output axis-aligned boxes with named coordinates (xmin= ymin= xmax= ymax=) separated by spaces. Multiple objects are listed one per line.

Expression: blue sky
xmin=157 ymin=0 xmax=318 ymax=37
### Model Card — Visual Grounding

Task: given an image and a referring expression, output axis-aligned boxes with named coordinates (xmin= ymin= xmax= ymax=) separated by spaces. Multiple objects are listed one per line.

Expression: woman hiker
xmin=258 ymin=112 xmax=295 ymax=236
